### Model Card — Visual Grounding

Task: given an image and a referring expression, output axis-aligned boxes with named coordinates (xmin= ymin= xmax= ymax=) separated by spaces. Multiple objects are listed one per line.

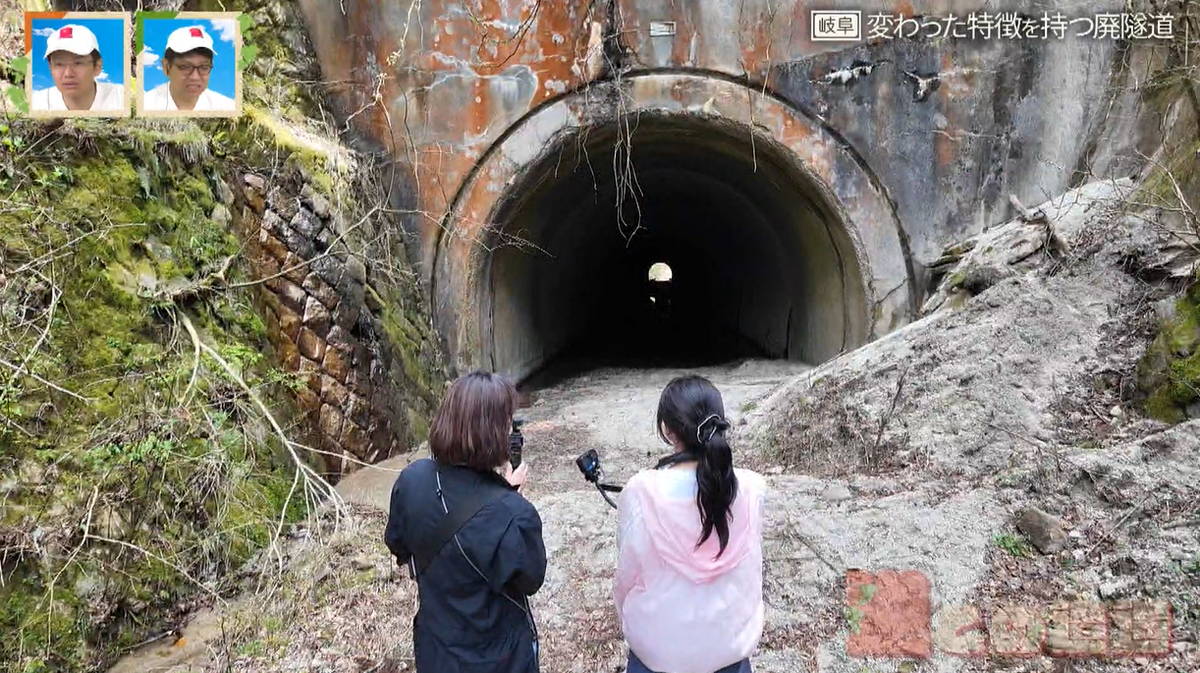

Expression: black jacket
xmin=384 ymin=458 xmax=546 ymax=673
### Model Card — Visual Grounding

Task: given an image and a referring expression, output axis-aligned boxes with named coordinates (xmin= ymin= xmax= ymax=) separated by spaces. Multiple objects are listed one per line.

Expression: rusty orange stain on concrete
xmin=450 ymin=173 xmax=508 ymax=254
xmin=467 ymin=0 xmax=505 ymax=74
xmin=413 ymin=138 xmax=480 ymax=219
xmin=788 ymin=2 xmax=818 ymax=53
xmin=933 ymin=121 xmax=955 ymax=168
xmin=616 ymin=0 xmax=644 ymax=54
xmin=528 ymin=1 xmax=590 ymax=101
xmin=470 ymin=79 xmax=490 ymax=138
xmin=805 ymin=143 xmax=834 ymax=177
xmin=933 ymin=50 xmax=956 ymax=168
xmin=408 ymin=0 xmax=597 ymax=145
xmin=308 ymin=0 xmax=950 ymax=281
xmin=670 ymin=4 xmax=700 ymax=65
xmin=738 ymin=5 xmax=775 ymax=81
xmin=779 ymin=115 xmax=813 ymax=146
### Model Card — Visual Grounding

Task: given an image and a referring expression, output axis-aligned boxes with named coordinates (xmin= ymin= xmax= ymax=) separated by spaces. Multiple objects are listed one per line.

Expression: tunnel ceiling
xmin=482 ymin=116 xmax=867 ymax=381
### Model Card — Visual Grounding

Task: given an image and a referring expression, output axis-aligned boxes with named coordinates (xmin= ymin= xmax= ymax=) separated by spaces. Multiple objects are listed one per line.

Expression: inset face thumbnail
xmin=139 ymin=18 xmax=239 ymax=115
xmin=30 ymin=18 xmax=128 ymax=115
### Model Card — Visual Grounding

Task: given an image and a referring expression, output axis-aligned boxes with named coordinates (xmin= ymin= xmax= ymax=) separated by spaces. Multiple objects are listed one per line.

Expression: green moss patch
xmin=1139 ymin=280 xmax=1200 ymax=422
xmin=0 ymin=120 xmax=308 ymax=673
xmin=1 ymin=4 xmax=445 ymax=669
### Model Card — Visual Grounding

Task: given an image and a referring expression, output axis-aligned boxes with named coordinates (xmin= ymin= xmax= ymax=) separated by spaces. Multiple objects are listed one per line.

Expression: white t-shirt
xmin=143 ymin=82 xmax=236 ymax=112
xmin=31 ymin=81 xmax=126 ymax=112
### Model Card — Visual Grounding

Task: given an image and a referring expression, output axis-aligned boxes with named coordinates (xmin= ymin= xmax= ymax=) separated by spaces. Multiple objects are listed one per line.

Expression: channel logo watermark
xmin=845 ymin=570 xmax=1175 ymax=659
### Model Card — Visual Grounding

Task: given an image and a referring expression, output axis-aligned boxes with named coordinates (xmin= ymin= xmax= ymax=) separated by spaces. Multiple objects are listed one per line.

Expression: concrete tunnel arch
xmin=432 ymin=73 xmax=916 ymax=382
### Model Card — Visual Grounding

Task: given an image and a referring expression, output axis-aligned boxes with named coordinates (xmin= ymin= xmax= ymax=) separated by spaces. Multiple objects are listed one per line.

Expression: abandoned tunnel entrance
xmin=432 ymin=74 xmax=915 ymax=383
xmin=485 ymin=116 xmax=868 ymax=379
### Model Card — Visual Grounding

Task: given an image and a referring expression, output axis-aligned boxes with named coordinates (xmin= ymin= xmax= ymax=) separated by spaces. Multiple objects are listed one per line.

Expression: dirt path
xmin=110 ymin=358 xmax=1011 ymax=673
xmin=339 ymin=359 xmax=815 ymax=510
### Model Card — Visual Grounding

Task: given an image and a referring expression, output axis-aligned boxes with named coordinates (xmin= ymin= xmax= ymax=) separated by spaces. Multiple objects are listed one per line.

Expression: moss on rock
xmin=0 ymin=120 xmax=316 ymax=672
xmin=1138 ymin=278 xmax=1200 ymax=422
xmin=0 ymin=3 xmax=445 ymax=671
xmin=1 ymin=83 xmax=445 ymax=673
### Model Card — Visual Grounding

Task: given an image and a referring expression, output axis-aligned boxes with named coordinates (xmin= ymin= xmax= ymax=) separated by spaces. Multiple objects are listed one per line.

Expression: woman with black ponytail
xmin=614 ymin=375 xmax=766 ymax=673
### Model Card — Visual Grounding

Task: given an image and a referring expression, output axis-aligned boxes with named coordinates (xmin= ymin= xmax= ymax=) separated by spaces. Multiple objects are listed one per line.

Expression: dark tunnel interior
xmin=482 ymin=116 xmax=868 ymax=383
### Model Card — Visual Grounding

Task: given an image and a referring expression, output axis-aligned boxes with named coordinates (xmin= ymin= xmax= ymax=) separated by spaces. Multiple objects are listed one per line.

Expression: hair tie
xmin=696 ymin=413 xmax=727 ymax=443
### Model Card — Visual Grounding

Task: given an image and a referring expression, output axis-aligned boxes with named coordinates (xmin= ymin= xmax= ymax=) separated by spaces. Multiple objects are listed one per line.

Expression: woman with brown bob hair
xmin=385 ymin=371 xmax=545 ymax=673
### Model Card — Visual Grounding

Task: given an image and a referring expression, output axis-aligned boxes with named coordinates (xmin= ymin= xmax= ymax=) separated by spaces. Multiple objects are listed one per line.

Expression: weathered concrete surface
xmin=299 ymin=0 xmax=1178 ymax=379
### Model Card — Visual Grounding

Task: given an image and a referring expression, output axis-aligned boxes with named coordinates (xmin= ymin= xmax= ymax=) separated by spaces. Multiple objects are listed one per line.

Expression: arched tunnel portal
xmin=432 ymin=74 xmax=916 ymax=383
xmin=488 ymin=117 xmax=867 ymax=375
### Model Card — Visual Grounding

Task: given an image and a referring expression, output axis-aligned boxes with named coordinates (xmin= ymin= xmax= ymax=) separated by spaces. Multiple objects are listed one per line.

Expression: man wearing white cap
xmin=143 ymin=24 xmax=235 ymax=112
xmin=31 ymin=24 xmax=125 ymax=113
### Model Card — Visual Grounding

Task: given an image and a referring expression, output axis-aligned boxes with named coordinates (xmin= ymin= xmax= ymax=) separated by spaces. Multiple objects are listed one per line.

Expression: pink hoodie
xmin=614 ymin=467 xmax=766 ymax=673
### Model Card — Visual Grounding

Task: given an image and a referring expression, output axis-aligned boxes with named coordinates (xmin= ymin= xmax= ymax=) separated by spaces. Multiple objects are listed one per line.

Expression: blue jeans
xmin=626 ymin=650 xmax=751 ymax=673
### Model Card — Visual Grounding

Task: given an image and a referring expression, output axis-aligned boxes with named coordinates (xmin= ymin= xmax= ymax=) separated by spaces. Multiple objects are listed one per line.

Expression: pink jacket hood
xmin=630 ymin=468 xmax=762 ymax=582
xmin=614 ymin=467 xmax=766 ymax=673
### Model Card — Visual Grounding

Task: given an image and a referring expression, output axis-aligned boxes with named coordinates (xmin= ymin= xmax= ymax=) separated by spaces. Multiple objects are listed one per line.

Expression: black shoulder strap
xmin=413 ymin=477 xmax=507 ymax=576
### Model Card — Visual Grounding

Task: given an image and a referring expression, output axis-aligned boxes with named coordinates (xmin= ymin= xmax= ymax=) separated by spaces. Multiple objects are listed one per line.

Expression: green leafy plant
xmin=3 ymin=55 xmax=30 ymax=115
xmin=33 ymin=165 xmax=73 ymax=189
xmin=237 ymin=13 xmax=259 ymax=70
xmin=994 ymin=533 xmax=1033 ymax=558
xmin=217 ymin=343 xmax=264 ymax=372
xmin=83 ymin=434 xmax=175 ymax=469
xmin=238 ymin=44 xmax=260 ymax=70
xmin=0 ymin=122 xmax=26 ymax=151
xmin=845 ymin=605 xmax=864 ymax=634
xmin=6 ymin=55 xmax=29 ymax=82
xmin=264 ymin=367 xmax=306 ymax=391
xmin=3 ymin=87 xmax=27 ymax=115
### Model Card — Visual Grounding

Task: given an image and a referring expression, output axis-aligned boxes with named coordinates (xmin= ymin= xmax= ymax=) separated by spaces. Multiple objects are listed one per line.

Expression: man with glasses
xmin=143 ymin=24 xmax=235 ymax=112
xmin=32 ymin=24 xmax=125 ymax=113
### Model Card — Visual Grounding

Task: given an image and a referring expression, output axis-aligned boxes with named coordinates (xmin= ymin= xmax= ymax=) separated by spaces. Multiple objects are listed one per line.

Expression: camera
xmin=509 ymin=418 xmax=526 ymax=469
xmin=576 ymin=449 xmax=621 ymax=509
xmin=576 ymin=448 xmax=602 ymax=483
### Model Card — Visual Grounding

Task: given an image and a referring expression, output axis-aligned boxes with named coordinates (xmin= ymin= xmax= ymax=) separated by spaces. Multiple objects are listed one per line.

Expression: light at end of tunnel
xmin=648 ymin=262 xmax=673 ymax=282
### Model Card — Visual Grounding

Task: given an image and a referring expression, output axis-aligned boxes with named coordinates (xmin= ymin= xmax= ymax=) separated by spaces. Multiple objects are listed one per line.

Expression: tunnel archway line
xmin=431 ymin=71 xmax=917 ymax=378
xmin=427 ymin=67 xmax=907 ymax=275
xmin=427 ymin=68 xmax=917 ymax=312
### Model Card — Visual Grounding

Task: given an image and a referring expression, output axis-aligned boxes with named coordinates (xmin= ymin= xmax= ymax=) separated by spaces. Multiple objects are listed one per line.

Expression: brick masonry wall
xmin=231 ymin=171 xmax=445 ymax=478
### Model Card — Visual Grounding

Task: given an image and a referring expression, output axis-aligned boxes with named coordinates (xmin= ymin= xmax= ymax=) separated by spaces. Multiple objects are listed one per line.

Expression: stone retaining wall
xmin=232 ymin=171 xmax=444 ymax=477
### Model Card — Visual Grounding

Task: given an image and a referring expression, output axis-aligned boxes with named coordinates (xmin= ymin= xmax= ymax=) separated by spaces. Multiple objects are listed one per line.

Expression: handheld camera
xmin=509 ymin=418 xmax=526 ymax=469
xmin=575 ymin=449 xmax=622 ymax=509
xmin=576 ymin=448 xmax=601 ymax=483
